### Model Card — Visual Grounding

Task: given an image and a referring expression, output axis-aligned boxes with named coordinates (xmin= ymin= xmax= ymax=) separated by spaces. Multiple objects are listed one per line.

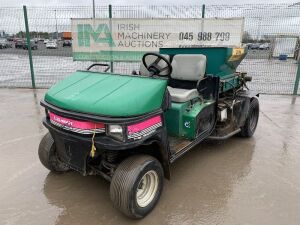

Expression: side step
xmin=207 ymin=128 xmax=241 ymax=141
xmin=169 ymin=130 xmax=210 ymax=163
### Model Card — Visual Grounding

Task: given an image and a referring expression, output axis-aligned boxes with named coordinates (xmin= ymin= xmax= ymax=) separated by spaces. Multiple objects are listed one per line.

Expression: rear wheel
xmin=110 ymin=155 xmax=163 ymax=219
xmin=38 ymin=132 xmax=69 ymax=172
xmin=240 ymin=98 xmax=259 ymax=137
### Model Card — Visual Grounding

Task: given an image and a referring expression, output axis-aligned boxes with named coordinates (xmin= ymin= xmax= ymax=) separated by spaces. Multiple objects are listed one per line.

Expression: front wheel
xmin=239 ymin=97 xmax=259 ymax=137
xmin=38 ymin=133 xmax=69 ymax=173
xmin=110 ymin=155 xmax=164 ymax=219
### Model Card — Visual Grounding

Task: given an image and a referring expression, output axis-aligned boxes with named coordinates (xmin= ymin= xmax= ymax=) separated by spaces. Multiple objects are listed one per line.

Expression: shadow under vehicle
xmin=38 ymin=47 xmax=259 ymax=219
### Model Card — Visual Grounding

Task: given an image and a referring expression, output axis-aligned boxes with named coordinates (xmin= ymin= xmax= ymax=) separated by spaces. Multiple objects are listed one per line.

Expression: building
xmin=0 ymin=30 xmax=6 ymax=38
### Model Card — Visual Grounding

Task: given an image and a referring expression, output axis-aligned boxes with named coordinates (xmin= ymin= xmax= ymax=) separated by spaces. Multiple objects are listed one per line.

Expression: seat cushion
xmin=171 ymin=54 xmax=206 ymax=81
xmin=167 ymin=86 xmax=199 ymax=103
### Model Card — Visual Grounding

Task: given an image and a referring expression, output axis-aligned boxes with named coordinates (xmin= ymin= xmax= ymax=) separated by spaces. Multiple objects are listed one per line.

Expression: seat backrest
xmin=139 ymin=54 xmax=170 ymax=76
xmin=171 ymin=54 xmax=206 ymax=81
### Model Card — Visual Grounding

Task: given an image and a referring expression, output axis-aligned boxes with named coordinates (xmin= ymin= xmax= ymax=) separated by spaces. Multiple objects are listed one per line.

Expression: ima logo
xmin=77 ymin=24 xmax=115 ymax=47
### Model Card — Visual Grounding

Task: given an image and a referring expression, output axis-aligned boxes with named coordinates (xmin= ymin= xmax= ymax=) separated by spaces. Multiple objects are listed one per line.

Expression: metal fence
xmin=0 ymin=4 xmax=299 ymax=94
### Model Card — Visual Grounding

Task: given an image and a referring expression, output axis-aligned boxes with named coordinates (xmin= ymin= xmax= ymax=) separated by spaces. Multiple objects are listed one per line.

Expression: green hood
xmin=44 ymin=71 xmax=168 ymax=117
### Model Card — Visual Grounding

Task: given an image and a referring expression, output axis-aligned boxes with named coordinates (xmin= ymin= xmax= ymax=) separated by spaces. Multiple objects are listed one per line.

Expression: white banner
xmin=71 ymin=18 xmax=244 ymax=61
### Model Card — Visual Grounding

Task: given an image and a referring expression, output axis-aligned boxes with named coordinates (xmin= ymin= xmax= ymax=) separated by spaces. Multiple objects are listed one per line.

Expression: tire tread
xmin=240 ymin=98 xmax=259 ymax=137
xmin=110 ymin=155 xmax=163 ymax=218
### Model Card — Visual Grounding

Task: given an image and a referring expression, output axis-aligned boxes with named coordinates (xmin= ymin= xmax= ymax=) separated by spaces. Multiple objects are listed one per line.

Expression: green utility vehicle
xmin=39 ymin=47 xmax=259 ymax=218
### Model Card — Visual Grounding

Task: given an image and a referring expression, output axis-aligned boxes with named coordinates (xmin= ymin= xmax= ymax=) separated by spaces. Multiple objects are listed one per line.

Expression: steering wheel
xmin=142 ymin=53 xmax=172 ymax=77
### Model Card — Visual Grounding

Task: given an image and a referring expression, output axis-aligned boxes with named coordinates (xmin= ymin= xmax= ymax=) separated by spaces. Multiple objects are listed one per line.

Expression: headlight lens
xmin=107 ymin=124 xmax=123 ymax=141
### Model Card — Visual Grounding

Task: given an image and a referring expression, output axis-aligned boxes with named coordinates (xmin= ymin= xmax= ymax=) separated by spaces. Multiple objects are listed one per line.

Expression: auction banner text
xmin=71 ymin=18 xmax=244 ymax=61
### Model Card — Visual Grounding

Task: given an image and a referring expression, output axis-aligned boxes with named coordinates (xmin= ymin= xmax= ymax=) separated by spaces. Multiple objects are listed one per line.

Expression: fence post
xmin=293 ymin=61 xmax=300 ymax=95
xmin=23 ymin=5 xmax=35 ymax=89
xmin=202 ymin=4 xmax=205 ymax=18
xmin=109 ymin=4 xmax=114 ymax=73
xmin=92 ymin=0 xmax=95 ymax=18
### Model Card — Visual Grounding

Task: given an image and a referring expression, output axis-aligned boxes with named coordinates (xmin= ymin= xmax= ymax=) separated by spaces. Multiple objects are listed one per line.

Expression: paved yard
xmin=0 ymin=89 xmax=299 ymax=225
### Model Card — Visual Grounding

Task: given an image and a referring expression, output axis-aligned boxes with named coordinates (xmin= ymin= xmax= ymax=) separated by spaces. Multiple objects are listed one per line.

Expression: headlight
xmin=107 ymin=124 xmax=124 ymax=141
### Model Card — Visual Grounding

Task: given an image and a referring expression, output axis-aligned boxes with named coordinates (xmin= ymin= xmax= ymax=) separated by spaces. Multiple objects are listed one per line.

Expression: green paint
xmin=165 ymin=102 xmax=185 ymax=136
xmin=202 ymin=4 xmax=205 ymax=18
xmin=44 ymin=71 xmax=167 ymax=117
xmin=165 ymin=100 xmax=214 ymax=139
xmin=220 ymin=74 xmax=242 ymax=93
xmin=23 ymin=5 xmax=35 ymax=88
xmin=77 ymin=24 xmax=115 ymax=47
xmin=109 ymin=4 xmax=112 ymax=18
xmin=77 ymin=24 xmax=84 ymax=46
xmin=293 ymin=60 xmax=300 ymax=95
xmin=109 ymin=4 xmax=114 ymax=73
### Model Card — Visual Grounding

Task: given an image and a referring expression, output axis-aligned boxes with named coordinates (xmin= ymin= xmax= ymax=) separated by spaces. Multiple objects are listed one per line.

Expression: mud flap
xmin=53 ymin=134 xmax=90 ymax=175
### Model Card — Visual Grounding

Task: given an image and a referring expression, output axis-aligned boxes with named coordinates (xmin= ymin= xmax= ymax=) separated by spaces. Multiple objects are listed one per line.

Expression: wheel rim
xmin=136 ymin=170 xmax=159 ymax=208
xmin=249 ymin=107 xmax=259 ymax=132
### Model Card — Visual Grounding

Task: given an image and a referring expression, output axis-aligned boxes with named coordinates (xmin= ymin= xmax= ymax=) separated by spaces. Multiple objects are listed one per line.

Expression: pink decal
xmin=128 ymin=115 xmax=161 ymax=134
xmin=49 ymin=112 xmax=104 ymax=130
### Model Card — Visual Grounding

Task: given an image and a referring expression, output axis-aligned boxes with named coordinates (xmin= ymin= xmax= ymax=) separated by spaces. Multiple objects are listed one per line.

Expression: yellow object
xmin=90 ymin=126 xmax=97 ymax=158
xmin=232 ymin=48 xmax=245 ymax=56
xmin=228 ymin=48 xmax=245 ymax=61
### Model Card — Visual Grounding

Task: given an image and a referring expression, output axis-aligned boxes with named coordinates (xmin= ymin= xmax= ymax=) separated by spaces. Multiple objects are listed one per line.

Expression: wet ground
xmin=0 ymin=89 xmax=300 ymax=225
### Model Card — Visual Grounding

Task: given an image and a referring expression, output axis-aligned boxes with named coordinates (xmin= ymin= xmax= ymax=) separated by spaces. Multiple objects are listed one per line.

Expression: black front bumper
xmin=43 ymin=118 xmax=164 ymax=175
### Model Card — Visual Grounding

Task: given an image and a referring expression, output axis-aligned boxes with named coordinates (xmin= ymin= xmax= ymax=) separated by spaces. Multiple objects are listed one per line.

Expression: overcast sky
xmin=1 ymin=0 xmax=299 ymax=6
xmin=1 ymin=0 xmax=299 ymax=36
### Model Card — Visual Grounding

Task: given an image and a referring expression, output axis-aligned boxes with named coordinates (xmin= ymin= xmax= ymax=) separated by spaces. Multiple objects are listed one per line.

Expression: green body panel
xmin=160 ymin=47 xmax=247 ymax=77
xmin=45 ymin=71 xmax=168 ymax=117
xmin=165 ymin=100 xmax=215 ymax=139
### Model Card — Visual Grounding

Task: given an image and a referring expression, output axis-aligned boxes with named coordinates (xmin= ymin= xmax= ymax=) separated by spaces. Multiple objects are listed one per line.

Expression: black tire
xmin=110 ymin=155 xmax=164 ymax=219
xmin=240 ymin=98 xmax=259 ymax=137
xmin=38 ymin=133 xmax=69 ymax=173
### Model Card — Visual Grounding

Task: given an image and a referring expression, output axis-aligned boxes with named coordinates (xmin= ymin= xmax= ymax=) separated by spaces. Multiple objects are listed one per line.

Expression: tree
xmin=242 ymin=31 xmax=253 ymax=43
xmin=14 ymin=31 xmax=50 ymax=39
